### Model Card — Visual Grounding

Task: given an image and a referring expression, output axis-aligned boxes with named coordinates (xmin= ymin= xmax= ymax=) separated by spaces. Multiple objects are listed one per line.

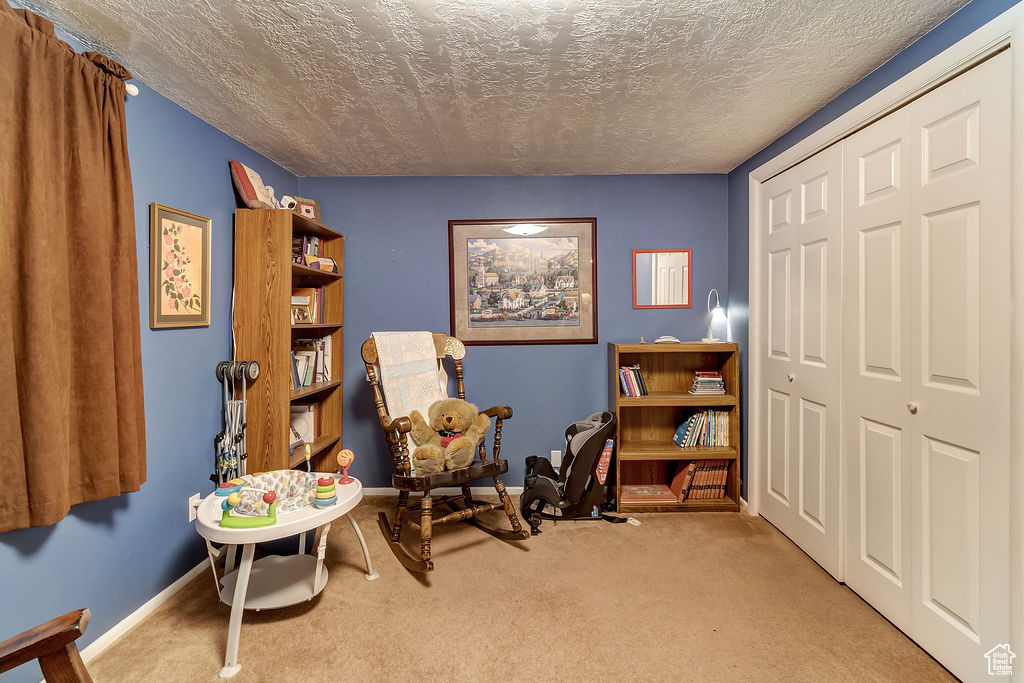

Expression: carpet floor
xmin=86 ymin=497 xmax=952 ymax=682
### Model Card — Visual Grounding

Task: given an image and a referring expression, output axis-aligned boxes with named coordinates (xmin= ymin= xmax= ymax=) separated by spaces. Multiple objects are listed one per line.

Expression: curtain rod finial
xmin=125 ymin=83 xmax=139 ymax=96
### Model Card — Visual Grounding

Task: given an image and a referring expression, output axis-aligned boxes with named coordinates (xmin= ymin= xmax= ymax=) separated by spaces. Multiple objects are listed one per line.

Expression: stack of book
xmin=291 ymin=287 xmax=324 ymax=324
xmin=292 ymin=235 xmax=321 ymax=264
xmin=619 ymin=364 xmax=648 ymax=396
xmin=618 ymin=483 xmax=678 ymax=505
xmin=672 ymin=409 xmax=729 ymax=448
xmin=289 ymin=335 xmax=332 ymax=389
xmin=689 ymin=370 xmax=725 ymax=395
xmin=669 ymin=459 xmax=730 ymax=501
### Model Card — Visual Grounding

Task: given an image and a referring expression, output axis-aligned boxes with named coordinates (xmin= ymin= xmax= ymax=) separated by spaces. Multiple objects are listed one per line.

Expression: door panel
xmin=768 ymin=389 xmax=790 ymax=504
xmin=921 ymin=435 xmax=980 ymax=641
xmin=768 ymin=249 xmax=791 ymax=360
xmin=860 ymin=222 xmax=902 ymax=379
xmin=759 ymin=143 xmax=844 ymax=579
xmin=843 ymin=103 xmax=914 ymax=632
xmin=921 ymin=203 xmax=980 ymax=392
xmin=860 ymin=417 xmax=904 ymax=586
xmin=798 ymin=398 xmax=826 ymax=531
xmin=905 ymin=51 xmax=1010 ymax=681
xmin=800 ymin=240 xmax=828 ymax=366
xmin=842 ymin=50 xmax=1010 ymax=682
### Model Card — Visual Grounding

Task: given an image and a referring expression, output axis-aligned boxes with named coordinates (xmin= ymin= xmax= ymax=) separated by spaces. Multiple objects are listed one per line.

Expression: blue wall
xmin=298 ymin=174 xmax=728 ymax=488
xmin=725 ymin=0 xmax=1021 ymax=497
xmin=0 ymin=53 xmax=296 ymax=682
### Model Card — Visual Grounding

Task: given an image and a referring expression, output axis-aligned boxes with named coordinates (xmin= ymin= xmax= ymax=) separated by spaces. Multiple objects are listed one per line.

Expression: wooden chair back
xmin=360 ymin=333 xmax=469 ymax=476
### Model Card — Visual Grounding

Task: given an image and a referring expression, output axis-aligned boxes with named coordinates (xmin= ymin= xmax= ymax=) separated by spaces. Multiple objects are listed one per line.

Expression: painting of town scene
xmin=449 ymin=218 xmax=597 ymax=345
xmin=465 ymin=236 xmax=580 ymax=328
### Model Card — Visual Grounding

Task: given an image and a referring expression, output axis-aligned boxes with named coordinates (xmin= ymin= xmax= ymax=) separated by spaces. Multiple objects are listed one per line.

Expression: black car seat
xmin=520 ymin=411 xmax=616 ymax=535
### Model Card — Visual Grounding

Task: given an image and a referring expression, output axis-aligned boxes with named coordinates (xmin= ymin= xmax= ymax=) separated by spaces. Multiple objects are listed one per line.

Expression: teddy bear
xmin=409 ymin=398 xmax=491 ymax=474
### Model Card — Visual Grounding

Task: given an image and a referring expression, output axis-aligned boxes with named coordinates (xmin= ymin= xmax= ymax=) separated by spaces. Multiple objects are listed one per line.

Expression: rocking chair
xmin=361 ymin=332 xmax=529 ymax=572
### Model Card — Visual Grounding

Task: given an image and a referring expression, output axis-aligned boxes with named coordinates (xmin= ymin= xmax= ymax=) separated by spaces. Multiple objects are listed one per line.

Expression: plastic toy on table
xmin=315 ymin=476 xmax=338 ymax=506
xmin=336 ymin=449 xmax=355 ymax=484
xmin=220 ymin=489 xmax=277 ymax=529
xmin=216 ymin=470 xmax=318 ymax=528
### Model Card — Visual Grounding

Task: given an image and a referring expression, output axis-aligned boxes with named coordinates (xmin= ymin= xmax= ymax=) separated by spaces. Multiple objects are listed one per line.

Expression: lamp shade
xmin=702 ymin=289 xmax=728 ymax=343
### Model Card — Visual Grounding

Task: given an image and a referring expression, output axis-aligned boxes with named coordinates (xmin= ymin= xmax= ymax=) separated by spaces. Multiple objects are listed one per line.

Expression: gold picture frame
xmin=150 ymin=203 xmax=211 ymax=328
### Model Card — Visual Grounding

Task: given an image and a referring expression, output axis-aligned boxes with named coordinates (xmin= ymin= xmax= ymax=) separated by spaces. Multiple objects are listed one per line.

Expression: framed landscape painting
xmin=150 ymin=203 xmax=211 ymax=329
xmin=449 ymin=218 xmax=598 ymax=345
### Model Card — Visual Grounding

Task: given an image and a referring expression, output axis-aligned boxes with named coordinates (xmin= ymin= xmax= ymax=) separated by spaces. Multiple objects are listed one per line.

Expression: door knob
xmin=787 ymin=373 xmax=795 ymax=382
xmin=907 ymin=401 xmax=918 ymax=414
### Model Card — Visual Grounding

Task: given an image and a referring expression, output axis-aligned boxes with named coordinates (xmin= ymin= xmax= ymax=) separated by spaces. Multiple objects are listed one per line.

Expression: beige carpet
xmin=86 ymin=497 xmax=952 ymax=682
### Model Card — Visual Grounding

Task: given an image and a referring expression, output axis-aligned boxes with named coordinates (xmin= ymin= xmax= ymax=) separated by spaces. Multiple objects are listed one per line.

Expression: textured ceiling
xmin=22 ymin=0 xmax=968 ymax=176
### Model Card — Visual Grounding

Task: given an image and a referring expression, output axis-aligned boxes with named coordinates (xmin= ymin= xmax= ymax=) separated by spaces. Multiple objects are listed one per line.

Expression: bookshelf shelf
xmin=292 ymin=262 xmax=342 ymax=283
xmin=234 ymin=209 xmax=344 ymax=473
xmin=618 ymin=498 xmax=738 ymax=513
xmin=618 ymin=441 xmax=738 ymax=461
xmin=609 ymin=342 xmax=741 ymax=513
xmin=617 ymin=392 xmax=737 ymax=407
xmin=290 ymin=323 xmax=342 ymax=340
xmin=289 ymin=380 xmax=342 ymax=402
xmin=288 ymin=434 xmax=342 ymax=468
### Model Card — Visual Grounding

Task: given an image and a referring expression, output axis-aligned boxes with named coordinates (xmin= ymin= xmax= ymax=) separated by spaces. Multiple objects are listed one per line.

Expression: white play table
xmin=194 ymin=475 xmax=377 ymax=678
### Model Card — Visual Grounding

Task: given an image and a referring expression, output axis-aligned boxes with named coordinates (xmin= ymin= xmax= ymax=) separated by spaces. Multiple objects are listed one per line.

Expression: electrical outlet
xmin=550 ymin=450 xmax=561 ymax=473
xmin=187 ymin=493 xmax=201 ymax=522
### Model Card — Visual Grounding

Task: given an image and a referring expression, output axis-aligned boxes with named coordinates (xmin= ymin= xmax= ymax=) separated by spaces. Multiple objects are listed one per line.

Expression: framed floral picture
xmin=150 ymin=203 xmax=211 ymax=328
xmin=449 ymin=217 xmax=598 ymax=345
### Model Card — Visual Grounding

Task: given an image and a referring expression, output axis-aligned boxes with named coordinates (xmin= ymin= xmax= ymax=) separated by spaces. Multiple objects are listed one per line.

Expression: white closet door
xmin=844 ymin=50 xmax=1010 ymax=681
xmin=841 ymin=102 xmax=915 ymax=632
xmin=758 ymin=143 xmax=844 ymax=579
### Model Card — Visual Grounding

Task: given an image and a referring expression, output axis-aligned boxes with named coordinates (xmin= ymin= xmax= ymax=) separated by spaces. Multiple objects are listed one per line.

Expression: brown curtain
xmin=0 ymin=1 xmax=146 ymax=532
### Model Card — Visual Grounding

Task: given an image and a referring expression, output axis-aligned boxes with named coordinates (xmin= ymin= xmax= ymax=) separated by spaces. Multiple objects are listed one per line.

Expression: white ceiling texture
xmin=22 ymin=0 xmax=968 ymax=176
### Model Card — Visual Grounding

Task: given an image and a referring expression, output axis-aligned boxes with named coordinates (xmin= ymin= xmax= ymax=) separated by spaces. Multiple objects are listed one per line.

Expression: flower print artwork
xmin=150 ymin=204 xmax=211 ymax=328
xmin=160 ymin=219 xmax=203 ymax=315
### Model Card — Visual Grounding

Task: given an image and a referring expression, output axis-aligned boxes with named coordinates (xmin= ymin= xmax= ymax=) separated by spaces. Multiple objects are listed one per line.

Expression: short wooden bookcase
xmin=609 ymin=342 xmax=741 ymax=512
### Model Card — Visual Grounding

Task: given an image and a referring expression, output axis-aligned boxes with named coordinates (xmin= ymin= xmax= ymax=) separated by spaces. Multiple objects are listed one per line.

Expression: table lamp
xmin=702 ymin=288 xmax=728 ymax=343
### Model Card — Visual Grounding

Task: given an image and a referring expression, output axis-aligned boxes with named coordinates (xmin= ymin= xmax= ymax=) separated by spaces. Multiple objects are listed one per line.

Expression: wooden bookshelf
xmin=609 ymin=342 xmax=741 ymax=513
xmin=234 ymin=209 xmax=344 ymax=473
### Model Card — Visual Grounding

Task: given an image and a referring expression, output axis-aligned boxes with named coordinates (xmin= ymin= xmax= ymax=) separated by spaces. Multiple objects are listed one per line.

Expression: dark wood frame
xmin=0 ymin=609 xmax=92 ymax=681
xmin=150 ymin=203 xmax=211 ymax=329
xmin=448 ymin=217 xmax=598 ymax=345
xmin=631 ymin=248 xmax=693 ymax=309
xmin=361 ymin=333 xmax=528 ymax=572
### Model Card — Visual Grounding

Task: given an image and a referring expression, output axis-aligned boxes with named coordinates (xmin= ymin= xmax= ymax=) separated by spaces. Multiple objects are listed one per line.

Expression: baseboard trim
xmin=364 ymin=486 xmax=524 ymax=497
xmin=80 ymin=558 xmax=209 ymax=664
xmin=740 ymin=497 xmax=749 ymax=514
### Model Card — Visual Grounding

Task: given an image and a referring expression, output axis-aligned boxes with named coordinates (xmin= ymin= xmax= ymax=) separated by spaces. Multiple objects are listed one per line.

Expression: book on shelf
xmin=302 ymin=254 xmax=338 ymax=273
xmin=618 ymin=364 xmax=648 ymax=397
xmin=291 ymin=235 xmax=322 ymax=264
xmin=672 ymin=409 xmax=730 ymax=448
xmin=291 ymin=286 xmax=324 ymax=324
xmin=619 ymin=483 xmax=678 ymax=504
xmin=667 ymin=459 xmax=730 ymax=501
xmin=669 ymin=461 xmax=697 ymax=501
xmin=292 ymin=335 xmax=333 ymax=386
xmin=689 ymin=369 xmax=725 ymax=395
xmin=294 ymin=349 xmax=316 ymax=387
xmin=289 ymin=404 xmax=316 ymax=444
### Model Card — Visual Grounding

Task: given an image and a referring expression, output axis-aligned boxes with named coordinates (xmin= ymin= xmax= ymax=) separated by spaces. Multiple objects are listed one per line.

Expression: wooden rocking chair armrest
xmin=481 ymin=405 xmax=513 ymax=420
xmin=380 ymin=414 xmax=412 ymax=434
xmin=0 ymin=608 xmax=90 ymax=674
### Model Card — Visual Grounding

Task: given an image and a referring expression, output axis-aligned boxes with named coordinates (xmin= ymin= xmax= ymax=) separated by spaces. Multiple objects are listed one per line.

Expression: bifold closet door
xmin=758 ymin=143 xmax=843 ymax=579
xmin=843 ymin=50 xmax=1010 ymax=682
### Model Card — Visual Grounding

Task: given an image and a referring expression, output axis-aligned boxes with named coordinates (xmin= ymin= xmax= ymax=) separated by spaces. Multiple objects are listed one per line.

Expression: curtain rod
xmin=126 ymin=83 xmax=138 ymax=96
